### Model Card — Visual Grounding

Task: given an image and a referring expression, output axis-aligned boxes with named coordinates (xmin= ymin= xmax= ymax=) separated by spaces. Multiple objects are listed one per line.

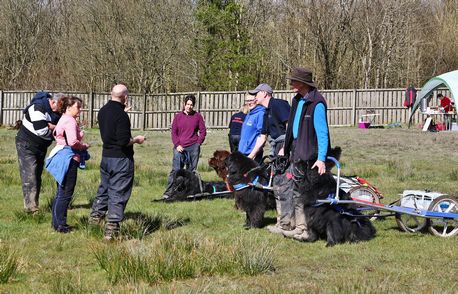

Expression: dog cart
xmin=319 ymin=157 xmax=458 ymax=237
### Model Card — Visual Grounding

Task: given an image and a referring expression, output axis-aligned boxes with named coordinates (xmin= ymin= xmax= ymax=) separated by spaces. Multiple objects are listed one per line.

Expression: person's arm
xmin=128 ymin=135 xmax=145 ymax=146
xmin=29 ymin=105 xmax=53 ymax=138
xmin=197 ymin=113 xmax=207 ymax=145
xmin=171 ymin=113 xmax=180 ymax=147
xmin=115 ymin=114 xmax=133 ymax=147
xmin=312 ymin=103 xmax=329 ymax=174
xmin=248 ymin=134 xmax=267 ymax=159
xmin=248 ymin=109 xmax=267 ymax=159
xmin=63 ymin=117 xmax=87 ymax=150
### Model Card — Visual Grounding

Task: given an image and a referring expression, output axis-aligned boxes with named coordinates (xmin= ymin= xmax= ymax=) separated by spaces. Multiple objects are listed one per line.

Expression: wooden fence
xmin=0 ymin=88 xmax=450 ymax=130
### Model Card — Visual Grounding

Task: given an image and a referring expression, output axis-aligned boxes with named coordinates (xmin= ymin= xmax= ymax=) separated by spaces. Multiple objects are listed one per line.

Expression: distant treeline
xmin=1 ymin=0 xmax=457 ymax=93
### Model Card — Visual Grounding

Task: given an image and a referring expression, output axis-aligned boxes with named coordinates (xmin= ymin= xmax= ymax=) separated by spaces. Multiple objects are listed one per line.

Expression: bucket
xmin=358 ymin=122 xmax=371 ymax=129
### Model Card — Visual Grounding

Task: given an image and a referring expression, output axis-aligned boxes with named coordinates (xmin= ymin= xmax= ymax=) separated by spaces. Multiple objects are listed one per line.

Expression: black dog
xmin=225 ymin=151 xmax=275 ymax=228
xmin=292 ymin=148 xmax=376 ymax=246
xmin=167 ymin=169 xmax=228 ymax=201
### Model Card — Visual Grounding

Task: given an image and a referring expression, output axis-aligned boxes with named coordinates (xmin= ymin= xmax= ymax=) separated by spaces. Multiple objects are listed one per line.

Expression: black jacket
xmin=284 ymin=89 xmax=331 ymax=162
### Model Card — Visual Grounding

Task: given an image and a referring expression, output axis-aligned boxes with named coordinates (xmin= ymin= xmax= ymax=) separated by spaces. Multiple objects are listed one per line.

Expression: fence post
xmin=351 ymin=89 xmax=357 ymax=126
xmin=0 ymin=90 xmax=3 ymax=125
xmin=142 ymin=93 xmax=147 ymax=131
xmin=89 ymin=91 xmax=94 ymax=128
xmin=196 ymin=91 xmax=201 ymax=112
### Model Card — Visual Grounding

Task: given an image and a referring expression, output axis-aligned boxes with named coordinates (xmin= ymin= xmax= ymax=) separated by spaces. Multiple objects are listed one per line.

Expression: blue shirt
xmin=238 ymin=105 xmax=266 ymax=155
xmin=292 ymin=96 xmax=328 ymax=161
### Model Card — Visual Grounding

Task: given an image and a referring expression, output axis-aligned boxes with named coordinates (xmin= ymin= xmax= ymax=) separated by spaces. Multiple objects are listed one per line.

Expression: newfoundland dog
xmin=223 ymin=151 xmax=275 ymax=229
xmin=211 ymin=148 xmax=376 ymax=245
xmin=293 ymin=158 xmax=376 ymax=246
xmin=165 ymin=169 xmax=228 ymax=201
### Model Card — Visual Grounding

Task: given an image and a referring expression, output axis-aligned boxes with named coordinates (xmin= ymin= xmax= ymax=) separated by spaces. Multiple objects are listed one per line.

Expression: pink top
xmin=54 ymin=113 xmax=88 ymax=161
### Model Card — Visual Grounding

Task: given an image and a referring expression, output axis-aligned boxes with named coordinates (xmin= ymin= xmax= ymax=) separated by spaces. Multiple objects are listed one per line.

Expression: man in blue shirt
xmin=238 ymin=95 xmax=266 ymax=164
xmin=249 ymin=83 xmax=290 ymax=158
xmin=282 ymin=67 xmax=331 ymax=242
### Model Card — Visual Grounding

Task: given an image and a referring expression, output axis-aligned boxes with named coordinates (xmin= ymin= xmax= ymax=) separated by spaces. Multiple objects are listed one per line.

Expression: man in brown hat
xmin=281 ymin=67 xmax=332 ymax=241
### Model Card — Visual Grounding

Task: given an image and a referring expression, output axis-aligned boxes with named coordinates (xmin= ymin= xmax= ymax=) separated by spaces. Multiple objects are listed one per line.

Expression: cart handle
xmin=327 ymin=156 xmax=341 ymax=201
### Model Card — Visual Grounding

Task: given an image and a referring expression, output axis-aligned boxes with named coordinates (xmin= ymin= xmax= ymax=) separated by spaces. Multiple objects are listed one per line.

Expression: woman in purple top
xmin=163 ymin=95 xmax=207 ymax=199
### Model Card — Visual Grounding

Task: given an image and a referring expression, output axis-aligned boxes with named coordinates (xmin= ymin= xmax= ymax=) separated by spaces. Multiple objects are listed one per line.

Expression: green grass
xmin=0 ymin=127 xmax=458 ymax=292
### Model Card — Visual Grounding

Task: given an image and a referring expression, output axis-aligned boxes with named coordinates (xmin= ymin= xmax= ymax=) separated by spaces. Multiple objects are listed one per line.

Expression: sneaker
xmin=282 ymin=228 xmax=304 ymax=238
xmin=79 ymin=164 xmax=86 ymax=169
xmin=104 ymin=222 xmax=120 ymax=241
xmin=162 ymin=194 xmax=170 ymax=200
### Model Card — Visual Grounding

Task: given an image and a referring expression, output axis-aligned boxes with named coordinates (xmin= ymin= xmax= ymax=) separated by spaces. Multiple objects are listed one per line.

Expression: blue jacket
xmin=45 ymin=146 xmax=75 ymax=185
xmin=238 ymin=105 xmax=266 ymax=155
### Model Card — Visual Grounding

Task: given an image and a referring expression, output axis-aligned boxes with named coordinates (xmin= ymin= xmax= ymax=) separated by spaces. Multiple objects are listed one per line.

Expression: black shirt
xmin=262 ymin=98 xmax=291 ymax=139
xmin=228 ymin=112 xmax=246 ymax=136
xmin=98 ymin=100 xmax=134 ymax=158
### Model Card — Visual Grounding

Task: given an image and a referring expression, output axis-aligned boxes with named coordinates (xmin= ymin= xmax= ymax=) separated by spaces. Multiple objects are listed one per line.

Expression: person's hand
xmin=48 ymin=123 xmax=56 ymax=130
xmin=133 ymin=135 xmax=145 ymax=144
xmin=312 ymin=160 xmax=326 ymax=175
xmin=278 ymin=147 xmax=285 ymax=156
xmin=84 ymin=143 xmax=91 ymax=149
xmin=176 ymin=145 xmax=184 ymax=152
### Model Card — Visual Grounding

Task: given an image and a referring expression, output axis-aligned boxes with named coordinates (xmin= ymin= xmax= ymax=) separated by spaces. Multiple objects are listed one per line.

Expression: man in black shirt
xmin=90 ymin=84 xmax=145 ymax=240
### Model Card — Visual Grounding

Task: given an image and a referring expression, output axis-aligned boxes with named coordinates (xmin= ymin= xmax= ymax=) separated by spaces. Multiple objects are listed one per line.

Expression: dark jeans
xmin=52 ymin=159 xmax=79 ymax=229
xmin=90 ymin=157 xmax=134 ymax=223
xmin=15 ymin=136 xmax=47 ymax=211
xmin=228 ymin=134 xmax=241 ymax=153
xmin=164 ymin=143 xmax=200 ymax=196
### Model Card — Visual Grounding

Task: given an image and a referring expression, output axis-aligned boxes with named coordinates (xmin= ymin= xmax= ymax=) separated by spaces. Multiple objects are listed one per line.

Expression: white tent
xmin=409 ymin=70 xmax=458 ymax=125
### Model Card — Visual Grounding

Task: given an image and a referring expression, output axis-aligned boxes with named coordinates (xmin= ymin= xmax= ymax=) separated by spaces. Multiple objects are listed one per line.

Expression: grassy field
xmin=0 ymin=126 xmax=457 ymax=293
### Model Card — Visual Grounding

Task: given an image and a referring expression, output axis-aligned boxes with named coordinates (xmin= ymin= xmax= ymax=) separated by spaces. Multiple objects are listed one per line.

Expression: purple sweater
xmin=171 ymin=111 xmax=206 ymax=148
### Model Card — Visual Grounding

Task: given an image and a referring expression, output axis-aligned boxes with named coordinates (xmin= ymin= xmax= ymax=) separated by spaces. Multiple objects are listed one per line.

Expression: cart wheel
xmin=349 ymin=186 xmax=381 ymax=221
xmin=427 ymin=195 xmax=458 ymax=237
xmin=395 ymin=213 xmax=430 ymax=233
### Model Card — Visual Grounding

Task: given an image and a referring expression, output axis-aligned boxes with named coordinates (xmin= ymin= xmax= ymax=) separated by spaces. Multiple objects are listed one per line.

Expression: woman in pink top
xmin=52 ymin=96 xmax=89 ymax=233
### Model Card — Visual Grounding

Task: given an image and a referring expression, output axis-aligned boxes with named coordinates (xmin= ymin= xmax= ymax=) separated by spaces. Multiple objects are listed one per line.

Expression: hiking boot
xmin=56 ymin=224 xmax=73 ymax=234
xmin=104 ymin=222 xmax=120 ymax=241
xmin=282 ymin=228 xmax=304 ymax=238
xmin=25 ymin=207 xmax=39 ymax=215
xmin=266 ymin=225 xmax=287 ymax=235
xmin=88 ymin=216 xmax=104 ymax=226
xmin=293 ymin=230 xmax=317 ymax=242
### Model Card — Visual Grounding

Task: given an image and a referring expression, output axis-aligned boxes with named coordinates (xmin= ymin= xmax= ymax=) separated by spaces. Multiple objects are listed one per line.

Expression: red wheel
xmin=349 ymin=186 xmax=381 ymax=221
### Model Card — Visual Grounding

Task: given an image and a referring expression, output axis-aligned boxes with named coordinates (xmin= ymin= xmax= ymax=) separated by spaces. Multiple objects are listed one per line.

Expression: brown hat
xmin=286 ymin=67 xmax=316 ymax=88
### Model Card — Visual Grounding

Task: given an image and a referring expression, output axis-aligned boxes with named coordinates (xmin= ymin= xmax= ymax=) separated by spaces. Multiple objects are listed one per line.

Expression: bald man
xmin=90 ymin=84 xmax=145 ymax=240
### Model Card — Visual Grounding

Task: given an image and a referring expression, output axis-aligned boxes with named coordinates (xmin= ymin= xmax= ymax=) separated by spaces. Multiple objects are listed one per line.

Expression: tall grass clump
xmin=13 ymin=209 xmax=48 ymax=224
xmin=92 ymin=232 xmax=276 ymax=285
xmin=92 ymin=245 xmax=151 ymax=284
xmin=48 ymin=270 xmax=88 ymax=294
xmin=0 ymin=245 xmax=19 ymax=284
xmin=231 ymin=237 xmax=276 ymax=276
xmin=120 ymin=213 xmax=162 ymax=240
xmin=449 ymin=168 xmax=458 ymax=181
